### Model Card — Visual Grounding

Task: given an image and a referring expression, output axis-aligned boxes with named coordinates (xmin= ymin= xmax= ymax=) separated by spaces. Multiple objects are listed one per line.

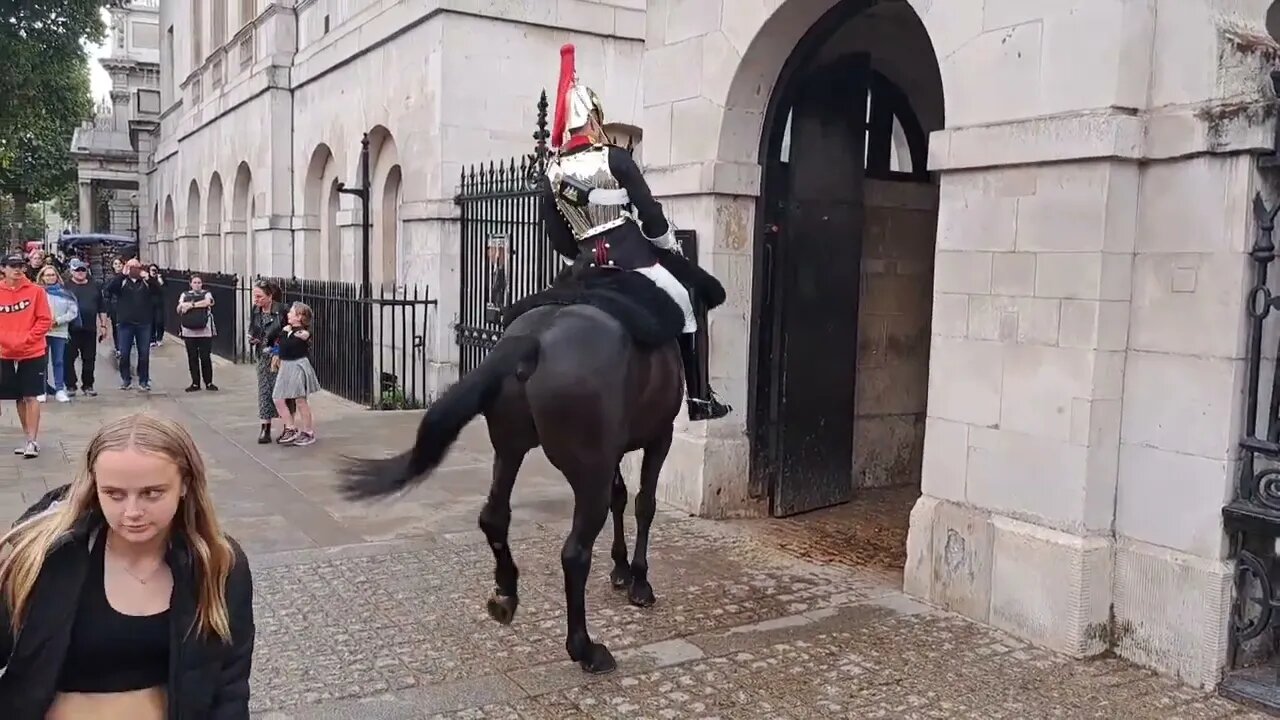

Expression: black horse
xmin=338 ymin=300 xmax=684 ymax=674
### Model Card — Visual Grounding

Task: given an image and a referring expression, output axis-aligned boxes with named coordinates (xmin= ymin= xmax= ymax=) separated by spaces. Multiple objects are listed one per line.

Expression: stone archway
xmin=162 ymin=196 xmax=175 ymax=267
xmin=378 ymin=164 xmax=403 ymax=290
xmin=633 ymin=0 xmax=945 ymax=522
xmin=303 ymin=143 xmax=339 ymax=280
xmin=206 ymin=172 xmax=225 ymax=272
xmin=747 ymin=3 xmax=943 ymax=521
xmin=231 ymin=162 xmax=253 ymax=279
xmin=366 ymin=125 xmax=401 ymax=290
xmin=184 ymin=180 xmax=201 ymax=270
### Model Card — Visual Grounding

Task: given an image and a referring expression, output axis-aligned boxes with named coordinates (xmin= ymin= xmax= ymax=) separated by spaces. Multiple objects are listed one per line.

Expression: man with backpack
xmin=176 ymin=273 xmax=218 ymax=392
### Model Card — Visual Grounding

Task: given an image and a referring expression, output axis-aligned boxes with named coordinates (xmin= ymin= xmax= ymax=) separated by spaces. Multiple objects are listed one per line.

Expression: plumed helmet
xmin=552 ymin=44 xmax=605 ymax=149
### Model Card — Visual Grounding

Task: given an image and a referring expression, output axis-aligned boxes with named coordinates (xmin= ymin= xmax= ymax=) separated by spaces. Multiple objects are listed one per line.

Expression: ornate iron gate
xmin=455 ymin=92 xmax=558 ymax=375
xmin=1223 ymin=192 xmax=1280 ymax=708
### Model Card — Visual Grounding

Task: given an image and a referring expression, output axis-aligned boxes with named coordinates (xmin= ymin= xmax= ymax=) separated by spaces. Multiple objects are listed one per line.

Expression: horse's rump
xmin=502 ymin=268 xmax=684 ymax=348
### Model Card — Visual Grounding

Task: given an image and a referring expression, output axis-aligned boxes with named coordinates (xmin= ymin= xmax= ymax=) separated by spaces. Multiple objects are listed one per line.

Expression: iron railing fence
xmin=1223 ymin=192 xmax=1280 ymax=710
xmin=244 ymin=277 xmax=434 ymax=409
xmin=158 ymin=268 xmax=435 ymax=409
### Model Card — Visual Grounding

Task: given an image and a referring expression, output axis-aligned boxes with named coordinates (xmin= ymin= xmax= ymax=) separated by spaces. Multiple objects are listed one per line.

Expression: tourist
xmin=148 ymin=264 xmax=166 ymax=347
xmin=0 ymin=412 xmax=255 ymax=719
xmin=268 ymin=301 xmax=320 ymax=446
xmin=102 ymin=258 xmax=162 ymax=391
xmin=63 ymin=258 xmax=108 ymax=397
xmin=24 ymin=248 xmax=48 ymax=282
xmin=105 ymin=257 xmax=124 ymax=359
xmin=176 ymin=274 xmax=218 ymax=392
xmin=35 ymin=265 xmax=80 ymax=403
xmin=0 ymin=254 xmax=51 ymax=458
xmin=247 ymin=280 xmax=293 ymax=444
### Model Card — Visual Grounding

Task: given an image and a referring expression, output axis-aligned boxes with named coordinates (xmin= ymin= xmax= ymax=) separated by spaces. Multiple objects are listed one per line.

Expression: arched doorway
xmin=749 ymin=0 xmax=943 ymax=518
xmin=303 ymin=143 xmax=339 ymax=280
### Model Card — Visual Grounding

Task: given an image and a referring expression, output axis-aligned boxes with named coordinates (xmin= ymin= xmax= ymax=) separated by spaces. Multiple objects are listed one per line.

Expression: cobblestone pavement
xmin=0 ymin=340 xmax=1265 ymax=719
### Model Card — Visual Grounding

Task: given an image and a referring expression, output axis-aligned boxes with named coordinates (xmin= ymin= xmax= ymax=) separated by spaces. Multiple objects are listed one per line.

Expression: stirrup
xmin=687 ymin=393 xmax=731 ymax=421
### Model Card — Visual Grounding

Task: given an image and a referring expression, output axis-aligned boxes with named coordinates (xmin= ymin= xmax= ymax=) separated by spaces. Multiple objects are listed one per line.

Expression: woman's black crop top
xmin=57 ymin=535 xmax=170 ymax=693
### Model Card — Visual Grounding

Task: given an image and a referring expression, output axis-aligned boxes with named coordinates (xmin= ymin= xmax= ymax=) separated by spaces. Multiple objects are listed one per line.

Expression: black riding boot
xmin=257 ymin=423 xmax=272 ymax=445
xmin=678 ymin=333 xmax=730 ymax=421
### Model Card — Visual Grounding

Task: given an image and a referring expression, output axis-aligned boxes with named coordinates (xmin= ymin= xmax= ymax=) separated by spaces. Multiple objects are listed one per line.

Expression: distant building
xmin=70 ymin=0 xmax=160 ymax=237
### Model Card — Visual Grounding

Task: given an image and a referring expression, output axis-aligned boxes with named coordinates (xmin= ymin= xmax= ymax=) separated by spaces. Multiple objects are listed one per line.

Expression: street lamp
xmin=336 ymin=133 xmax=372 ymax=294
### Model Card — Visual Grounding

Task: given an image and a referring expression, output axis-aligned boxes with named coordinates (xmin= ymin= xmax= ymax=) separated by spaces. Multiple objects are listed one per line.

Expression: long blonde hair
xmin=0 ymin=413 xmax=238 ymax=642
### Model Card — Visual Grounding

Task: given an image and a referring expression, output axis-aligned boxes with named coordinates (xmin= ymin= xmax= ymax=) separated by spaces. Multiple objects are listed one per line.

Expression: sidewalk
xmin=0 ymin=338 xmax=1265 ymax=719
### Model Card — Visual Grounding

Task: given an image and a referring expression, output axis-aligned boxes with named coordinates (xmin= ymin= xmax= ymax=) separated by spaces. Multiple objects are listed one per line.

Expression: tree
xmin=0 ymin=0 xmax=105 ymax=247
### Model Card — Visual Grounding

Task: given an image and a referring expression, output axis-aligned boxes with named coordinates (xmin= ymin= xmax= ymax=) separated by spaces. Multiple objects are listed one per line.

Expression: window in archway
xmin=777 ymin=69 xmax=930 ymax=183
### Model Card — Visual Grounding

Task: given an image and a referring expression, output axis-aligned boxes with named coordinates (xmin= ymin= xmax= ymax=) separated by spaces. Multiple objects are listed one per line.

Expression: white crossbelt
xmin=588 ymin=188 xmax=631 ymax=205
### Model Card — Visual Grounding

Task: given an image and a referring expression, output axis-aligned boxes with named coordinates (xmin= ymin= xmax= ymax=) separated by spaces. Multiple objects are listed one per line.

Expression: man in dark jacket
xmin=63 ymin=258 xmax=109 ymax=396
xmin=102 ymin=258 xmax=162 ymax=391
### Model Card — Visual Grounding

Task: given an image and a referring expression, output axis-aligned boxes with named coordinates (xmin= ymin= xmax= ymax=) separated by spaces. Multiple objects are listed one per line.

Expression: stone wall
xmin=854 ymin=179 xmax=935 ymax=489
xmin=639 ymin=0 xmax=1280 ymax=692
xmin=151 ymin=1 xmax=645 ymax=396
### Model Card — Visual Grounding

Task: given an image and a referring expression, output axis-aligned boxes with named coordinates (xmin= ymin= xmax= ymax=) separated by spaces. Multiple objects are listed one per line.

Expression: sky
xmin=86 ymin=9 xmax=113 ymax=107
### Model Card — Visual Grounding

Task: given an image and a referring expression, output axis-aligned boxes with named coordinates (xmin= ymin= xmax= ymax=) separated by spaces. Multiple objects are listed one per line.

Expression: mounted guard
xmin=541 ymin=43 xmax=731 ymax=421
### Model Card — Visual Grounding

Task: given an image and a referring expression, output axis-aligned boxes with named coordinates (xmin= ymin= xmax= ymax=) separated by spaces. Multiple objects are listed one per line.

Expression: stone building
xmin=71 ymin=0 xmax=160 ymax=236
xmin=143 ymin=0 xmax=1280 ymax=703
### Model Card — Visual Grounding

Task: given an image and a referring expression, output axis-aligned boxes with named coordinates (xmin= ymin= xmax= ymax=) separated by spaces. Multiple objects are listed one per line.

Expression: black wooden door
xmin=771 ymin=56 xmax=869 ymax=517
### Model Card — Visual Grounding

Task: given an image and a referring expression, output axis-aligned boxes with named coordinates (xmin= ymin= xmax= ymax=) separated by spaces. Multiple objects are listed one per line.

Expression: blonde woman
xmin=0 ymin=412 xmax=254 ymax=720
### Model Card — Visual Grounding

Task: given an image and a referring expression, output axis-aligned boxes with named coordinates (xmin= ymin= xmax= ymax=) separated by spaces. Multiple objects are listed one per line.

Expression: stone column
xmin=201 ymin=223 xmax=223 ymax=272
xmin=337 ymin=207 xmax=365 ymax=285
xmin=293 ymin=215 xmax=320 ymax=279
xmin=400 ymin=199 xmax=461 ymax=397
xmin=903 ymin=0 xmax=1277 ymax=689
xmin=176 ymin=228 xmax=200 ymax=270
xmin=224 ymin=220 xmax=248 ymax=279
xmin=78 ymin=181 xmax=94 ymax=233
xmin=253 ymin=214 xmax=294 ymax=278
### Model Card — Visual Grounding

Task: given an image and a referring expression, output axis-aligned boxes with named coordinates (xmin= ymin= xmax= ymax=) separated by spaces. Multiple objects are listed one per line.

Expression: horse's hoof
xmin=578 ymin=643 xmax=617 ymax=674
xmin=628 ymin=582 xmax=656 ymax=608
xmin=486 ymin=593 xmax=519 ymax=625
xmin=610 ymin=565 xmax=632 ymax=589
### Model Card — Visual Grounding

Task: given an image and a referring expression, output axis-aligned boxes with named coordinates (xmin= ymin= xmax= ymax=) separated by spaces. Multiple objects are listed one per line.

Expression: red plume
xmin=552 ymin=44 xmax=576 ymax=149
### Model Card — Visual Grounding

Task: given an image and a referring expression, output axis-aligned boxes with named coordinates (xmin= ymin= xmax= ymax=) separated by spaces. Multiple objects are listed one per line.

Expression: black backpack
xmin=180 ymin=290 xmax=210 ymax=330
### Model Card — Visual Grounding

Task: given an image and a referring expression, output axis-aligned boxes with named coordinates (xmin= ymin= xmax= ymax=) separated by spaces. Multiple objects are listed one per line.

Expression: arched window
xmin=864 ymin=71 xmax=929 ymax=182
xmin=777 ymin=69 xmax=930 ymax=183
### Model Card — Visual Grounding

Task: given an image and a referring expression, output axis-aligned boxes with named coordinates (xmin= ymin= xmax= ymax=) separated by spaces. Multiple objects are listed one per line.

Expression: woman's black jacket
xmin=249 ymin=301 xmax=288 ymax=358
xmin=0 ymin=509 xmax=255 ymax=720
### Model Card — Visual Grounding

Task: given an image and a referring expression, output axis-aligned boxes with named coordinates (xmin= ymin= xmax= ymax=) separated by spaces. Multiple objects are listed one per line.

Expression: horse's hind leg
xmin=562 ymin=472 xmax=615 ymax=673
xmin=479 ymin=450 xmax=526 ymax=625
xmin=628 ymin=429 xmax=673 ymax=608
xmin=608 ymin=466 xmax=632 ymax=589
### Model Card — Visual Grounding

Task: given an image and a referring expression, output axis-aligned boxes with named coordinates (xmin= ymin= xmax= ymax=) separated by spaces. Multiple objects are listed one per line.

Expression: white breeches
xmin=635 ymin=263 xmax=696 ymax=333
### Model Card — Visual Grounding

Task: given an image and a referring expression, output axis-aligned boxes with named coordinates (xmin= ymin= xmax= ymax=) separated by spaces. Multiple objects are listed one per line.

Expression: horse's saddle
xmin=502 ymin=266 xmax=685 ymax=349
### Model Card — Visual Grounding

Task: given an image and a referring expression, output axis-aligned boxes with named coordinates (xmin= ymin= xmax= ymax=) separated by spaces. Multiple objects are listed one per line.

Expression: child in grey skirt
xmin=269 ymin=301 xmax=321 ymax=446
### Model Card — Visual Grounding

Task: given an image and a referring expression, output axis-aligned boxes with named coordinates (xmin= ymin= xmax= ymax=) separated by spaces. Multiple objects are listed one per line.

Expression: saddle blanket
xmin=501 ymin=267 xmax=686 ymax=349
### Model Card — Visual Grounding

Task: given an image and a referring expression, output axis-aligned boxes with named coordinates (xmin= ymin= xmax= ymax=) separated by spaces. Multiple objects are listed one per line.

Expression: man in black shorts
xmin=0 ymin=253 xmax=52 ymax=458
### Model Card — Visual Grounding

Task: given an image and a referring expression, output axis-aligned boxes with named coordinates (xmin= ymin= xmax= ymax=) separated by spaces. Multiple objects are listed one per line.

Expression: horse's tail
xmin=338 ymin=335 xmax=540 ymax=500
